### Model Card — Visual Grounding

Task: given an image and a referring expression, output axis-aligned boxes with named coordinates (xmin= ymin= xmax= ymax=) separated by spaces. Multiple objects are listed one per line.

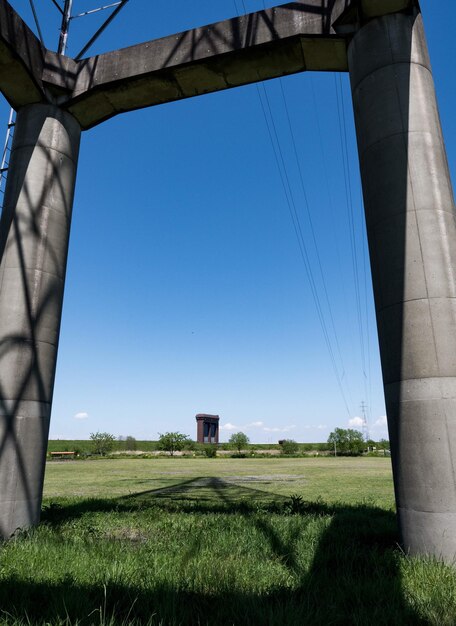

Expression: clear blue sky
xmin=1 ymin=1 xmax=454 ymax=443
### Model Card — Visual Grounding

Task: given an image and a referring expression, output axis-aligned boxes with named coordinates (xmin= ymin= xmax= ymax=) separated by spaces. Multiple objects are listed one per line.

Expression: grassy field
xmin=46 ymin=440 xmax=327 ymax=454
xmin=1 ymin=457 xmax=456 ymax=625
xmin=47 ymin=440 xmax=161 ymax=454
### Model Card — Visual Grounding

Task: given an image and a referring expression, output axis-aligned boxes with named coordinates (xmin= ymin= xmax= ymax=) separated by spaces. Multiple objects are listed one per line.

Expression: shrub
xmin=157 ymin=432 xmax=190 ymax=456
xmin=327 ymin=428 xmax=364 ymax=456
xmin=203 ymin=445 xmax=217 ymax=458
xmin=281 ymin=439 xmax=299 ymax=455
xmin=229 ymin=432 xmax=250 ymax=455
xmin=125 ymin=436 xmax=137 ymax=451
xmin=90 ymin=432 xmax=116 ymax=456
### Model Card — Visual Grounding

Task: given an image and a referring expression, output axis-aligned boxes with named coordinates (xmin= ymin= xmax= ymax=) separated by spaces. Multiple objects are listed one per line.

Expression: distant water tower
xmin=196 ymin=414 xmax=219 ymax=444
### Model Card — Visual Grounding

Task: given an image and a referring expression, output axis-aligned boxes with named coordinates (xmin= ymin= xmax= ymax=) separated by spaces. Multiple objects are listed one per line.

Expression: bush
xmin=327 ymin=428 xmax=364 ymax=456
xmin=203 ymin=445 xmax=217 ymax=458
xmin=229 ymin=432 xmax=250 ymax=454
xmin=157 ymin=432 xmax=190 ymax=456
xmin=125 ymin=436 xmax=137 ymax=451
xmin=90 ymin=432 xmax=116 ymax=456
xmin=280 ymin=439 xmax=299 ymax=455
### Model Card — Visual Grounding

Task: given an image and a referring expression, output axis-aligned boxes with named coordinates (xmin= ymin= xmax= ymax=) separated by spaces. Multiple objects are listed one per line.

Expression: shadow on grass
xmin=0 ymin=478 xmax=423 ymax=625
xmin=38 ymin=477 xmax=291 ymax=521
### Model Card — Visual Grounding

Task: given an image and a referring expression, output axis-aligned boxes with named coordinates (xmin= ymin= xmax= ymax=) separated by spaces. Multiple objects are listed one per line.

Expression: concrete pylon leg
xmin=349 ymin=12 xmax=456 ymax=561
xmin=0 ymin=104 xmax=80 ymax=537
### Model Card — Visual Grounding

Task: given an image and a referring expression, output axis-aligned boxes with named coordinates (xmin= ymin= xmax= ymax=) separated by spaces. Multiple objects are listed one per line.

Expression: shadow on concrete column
xmin=0 ymin=104 xmax=81 ymax=538
xmin=349 ymin=10 xmax=456 ymax=561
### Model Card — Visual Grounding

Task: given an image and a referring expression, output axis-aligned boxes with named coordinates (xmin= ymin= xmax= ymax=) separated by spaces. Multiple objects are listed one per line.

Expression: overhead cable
xmin=335 ymin=74 xmax=371 ymax=413
xmin=278 ymin=78 xmax=350 ymax=396
xmin=258 ymin=82 xmax=352 ymax=417
xmin=233 ymin=0 xmax=351 ymax=416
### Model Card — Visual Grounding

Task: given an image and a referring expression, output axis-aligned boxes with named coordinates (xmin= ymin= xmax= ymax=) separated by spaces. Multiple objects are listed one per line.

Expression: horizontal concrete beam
xmin=0 ymin=0 xmax=45 ymax=107
xmin=65 ymin=1 xmax=349 ymax=129
xmin=0 ymin=0 xmax=419 ymax=129
xmin=42 ymin=51 xmax=78 ymax=96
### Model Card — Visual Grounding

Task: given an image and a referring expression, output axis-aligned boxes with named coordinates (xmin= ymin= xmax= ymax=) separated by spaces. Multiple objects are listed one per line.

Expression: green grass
xmin=1 ymin=457 xmax=456 ymax=625
xmin=47 ymin=440 xmax=160 ymax=454
xmin=42 ymin=456 xmax=395 ymax=505
xmin=46 ymin=439 xmax=331 ymax=456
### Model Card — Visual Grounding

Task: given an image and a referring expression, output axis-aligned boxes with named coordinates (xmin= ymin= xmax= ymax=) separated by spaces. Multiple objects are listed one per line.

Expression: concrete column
xmin=349 ymin=11 xmax=456 ymax=560
xmin=0 ymin=104 xmax=80 ymax=537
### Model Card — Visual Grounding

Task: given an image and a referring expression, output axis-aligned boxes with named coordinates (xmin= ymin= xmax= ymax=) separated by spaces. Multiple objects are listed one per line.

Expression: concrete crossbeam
xmin=0 ymin=0 xmax=45 ymax=107
xmin=0 ymin=0 xmax=420 ymax=128
xmin=0 ymin=0 xmax=354 ymax=127
xmin=67 ymin=1 xmax=348 ymax=128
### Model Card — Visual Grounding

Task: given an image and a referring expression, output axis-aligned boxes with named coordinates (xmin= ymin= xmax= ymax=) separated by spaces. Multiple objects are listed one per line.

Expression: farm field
xmin=1 ymin=457 xmax=456 ymax=625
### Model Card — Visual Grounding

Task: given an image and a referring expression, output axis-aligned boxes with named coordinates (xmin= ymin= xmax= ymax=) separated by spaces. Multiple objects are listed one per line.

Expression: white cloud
xmin=220 ymin=422 xmax=238 ymax=431
xmin=221 ymin=420 xmax=299 ymax=435
xmin=74 ymin=411 xmax=89 ymax=420
xmin=317 ymin=424 xmax=328 ymax=430
xmin=263 ymin=425 xmax=296 ymax=433
xmin=348 ymin=416 xmax=364 ymax=428
xmin=374 ymin=416 xmax=387 ymax=428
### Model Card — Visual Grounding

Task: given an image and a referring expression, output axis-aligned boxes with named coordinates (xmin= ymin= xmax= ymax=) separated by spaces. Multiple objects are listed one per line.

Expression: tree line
xmin=85 ymin=430 xmax=390 ymax=458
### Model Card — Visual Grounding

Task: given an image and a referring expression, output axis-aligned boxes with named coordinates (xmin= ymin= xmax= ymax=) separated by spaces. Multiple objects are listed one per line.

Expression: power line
xmin=360 ymin=184 xmax=373 ymax=426
xmin=258 ymin=82 xmax=352 ymax=416
xmin=309 ymin=77 xmax=351 ymax=375
xmin=335 ymin=74 xmax=369 ymax=407
xmin=231 ymin=0 xmax=352 ymax=417
xmin=278 ymin=78 xmax=349 ymax=392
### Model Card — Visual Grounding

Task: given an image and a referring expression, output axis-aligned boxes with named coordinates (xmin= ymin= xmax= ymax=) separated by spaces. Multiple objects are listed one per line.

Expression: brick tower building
xmin=196 ymin=414 xmax=219 ymax=444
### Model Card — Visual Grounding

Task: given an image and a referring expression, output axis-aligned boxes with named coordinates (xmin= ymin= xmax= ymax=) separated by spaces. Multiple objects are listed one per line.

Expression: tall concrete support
xmin=349 ymin=11 xmax=456 ymax=561
xmin=0 ymin=104 xmax=80 ymax=537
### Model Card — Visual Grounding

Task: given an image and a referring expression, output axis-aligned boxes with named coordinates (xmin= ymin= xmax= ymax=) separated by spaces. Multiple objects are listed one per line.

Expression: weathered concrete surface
xmin=360 ymin=0 xmax=413 ymax=18
xmin=349 ymin=11 xmax=456 ymax=561
xmin=0 ymin=0 xmax=45 ymax=106
xmin=0 ymin=0 xmax=423 ymax=129
xmin=67 ymin=1 xmax=349 ymax=128
xmin=0 ymin=0 xmax=352 ymax=128
xmin=0 ymin=104 xmax=80 ymax=538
